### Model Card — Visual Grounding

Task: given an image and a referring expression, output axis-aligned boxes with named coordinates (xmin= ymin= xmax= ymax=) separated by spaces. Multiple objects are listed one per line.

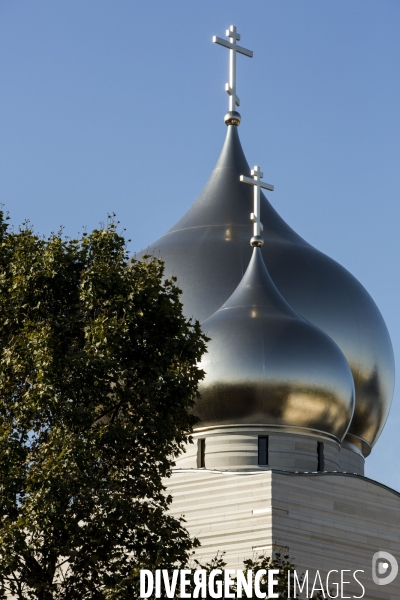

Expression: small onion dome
xmin=197 ymin=246 xmax=355 ymax=442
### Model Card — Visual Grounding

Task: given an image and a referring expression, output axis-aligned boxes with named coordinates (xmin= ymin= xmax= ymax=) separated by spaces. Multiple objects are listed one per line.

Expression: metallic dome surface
xmin=140 ymin=124 xmax=394 ymax=454
xmin=196 ymin=246 xmax=355 ymax=441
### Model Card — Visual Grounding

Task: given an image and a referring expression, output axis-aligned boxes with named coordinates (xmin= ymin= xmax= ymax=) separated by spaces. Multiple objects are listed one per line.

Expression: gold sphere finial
xmin=224 ymin=111 xmax=241 ymax=126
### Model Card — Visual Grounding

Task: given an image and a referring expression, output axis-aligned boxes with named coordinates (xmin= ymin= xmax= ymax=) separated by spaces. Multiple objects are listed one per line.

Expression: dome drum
xmin=174 ymin=427 xmax=364 ymax=475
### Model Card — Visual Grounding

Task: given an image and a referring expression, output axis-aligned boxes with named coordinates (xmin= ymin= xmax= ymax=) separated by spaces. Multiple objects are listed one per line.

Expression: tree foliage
xmin=0 ymin=213 xmax=207 ymax=599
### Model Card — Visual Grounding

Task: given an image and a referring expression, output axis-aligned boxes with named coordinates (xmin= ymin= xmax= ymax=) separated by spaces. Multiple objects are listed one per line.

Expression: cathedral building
xmin=139 ymin=27 xmax=399 ymax=598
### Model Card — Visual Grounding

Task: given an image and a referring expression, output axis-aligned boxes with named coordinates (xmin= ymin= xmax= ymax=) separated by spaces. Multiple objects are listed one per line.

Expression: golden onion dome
xmin=196 ymin=244 xmax=355 ymax=442
xmin=139 ymin=124 xmax=394 ymax=456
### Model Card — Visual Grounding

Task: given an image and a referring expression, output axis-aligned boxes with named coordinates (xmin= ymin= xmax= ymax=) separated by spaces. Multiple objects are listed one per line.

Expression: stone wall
xmin=167 ymin=469 xmax=400 ymax=598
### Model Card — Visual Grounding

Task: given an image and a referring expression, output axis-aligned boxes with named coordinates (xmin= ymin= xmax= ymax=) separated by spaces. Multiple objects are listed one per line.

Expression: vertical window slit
xmin=317 ymin=441 xmax=325 ymax=472
xmin=197 ymin=438 xmax=205 ymax=469
xmin=258 ymin=436 xmax=269 ymax=466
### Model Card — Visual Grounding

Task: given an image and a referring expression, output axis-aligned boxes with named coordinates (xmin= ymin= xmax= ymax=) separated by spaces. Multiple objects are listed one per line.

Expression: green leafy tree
xmin=0 ymin=213 xmax=207 ymax=599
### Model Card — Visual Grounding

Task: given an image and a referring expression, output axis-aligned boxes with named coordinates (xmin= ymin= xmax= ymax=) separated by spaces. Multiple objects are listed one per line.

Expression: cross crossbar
xmin=213 ymin=36 xmax=253 ymax=58
xmin=240 ymin=175 xmax=274 ymax=192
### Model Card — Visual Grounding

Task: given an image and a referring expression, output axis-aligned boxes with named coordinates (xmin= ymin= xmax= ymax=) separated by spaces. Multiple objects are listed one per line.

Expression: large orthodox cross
xmin=213 ymin=26 xmax=253 ymax=112
xmin=240 ymin=166 xmax=274 ymax=240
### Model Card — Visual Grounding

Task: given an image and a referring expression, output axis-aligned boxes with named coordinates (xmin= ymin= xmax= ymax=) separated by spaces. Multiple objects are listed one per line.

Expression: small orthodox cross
xmin=213 ymin=26 xmax=253 ymax=112
xmin=240 ymin=166 xmax=274 ymax=243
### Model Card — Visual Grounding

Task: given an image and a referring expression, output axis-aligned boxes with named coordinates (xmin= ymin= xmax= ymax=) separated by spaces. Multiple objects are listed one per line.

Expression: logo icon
xmin=372 ymin=551 xmax=398 ymax=586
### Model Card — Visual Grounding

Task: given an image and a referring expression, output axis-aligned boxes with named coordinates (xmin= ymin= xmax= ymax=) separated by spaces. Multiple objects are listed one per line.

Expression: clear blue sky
xmin=1 ymin=1 xmax=399 ymax=488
